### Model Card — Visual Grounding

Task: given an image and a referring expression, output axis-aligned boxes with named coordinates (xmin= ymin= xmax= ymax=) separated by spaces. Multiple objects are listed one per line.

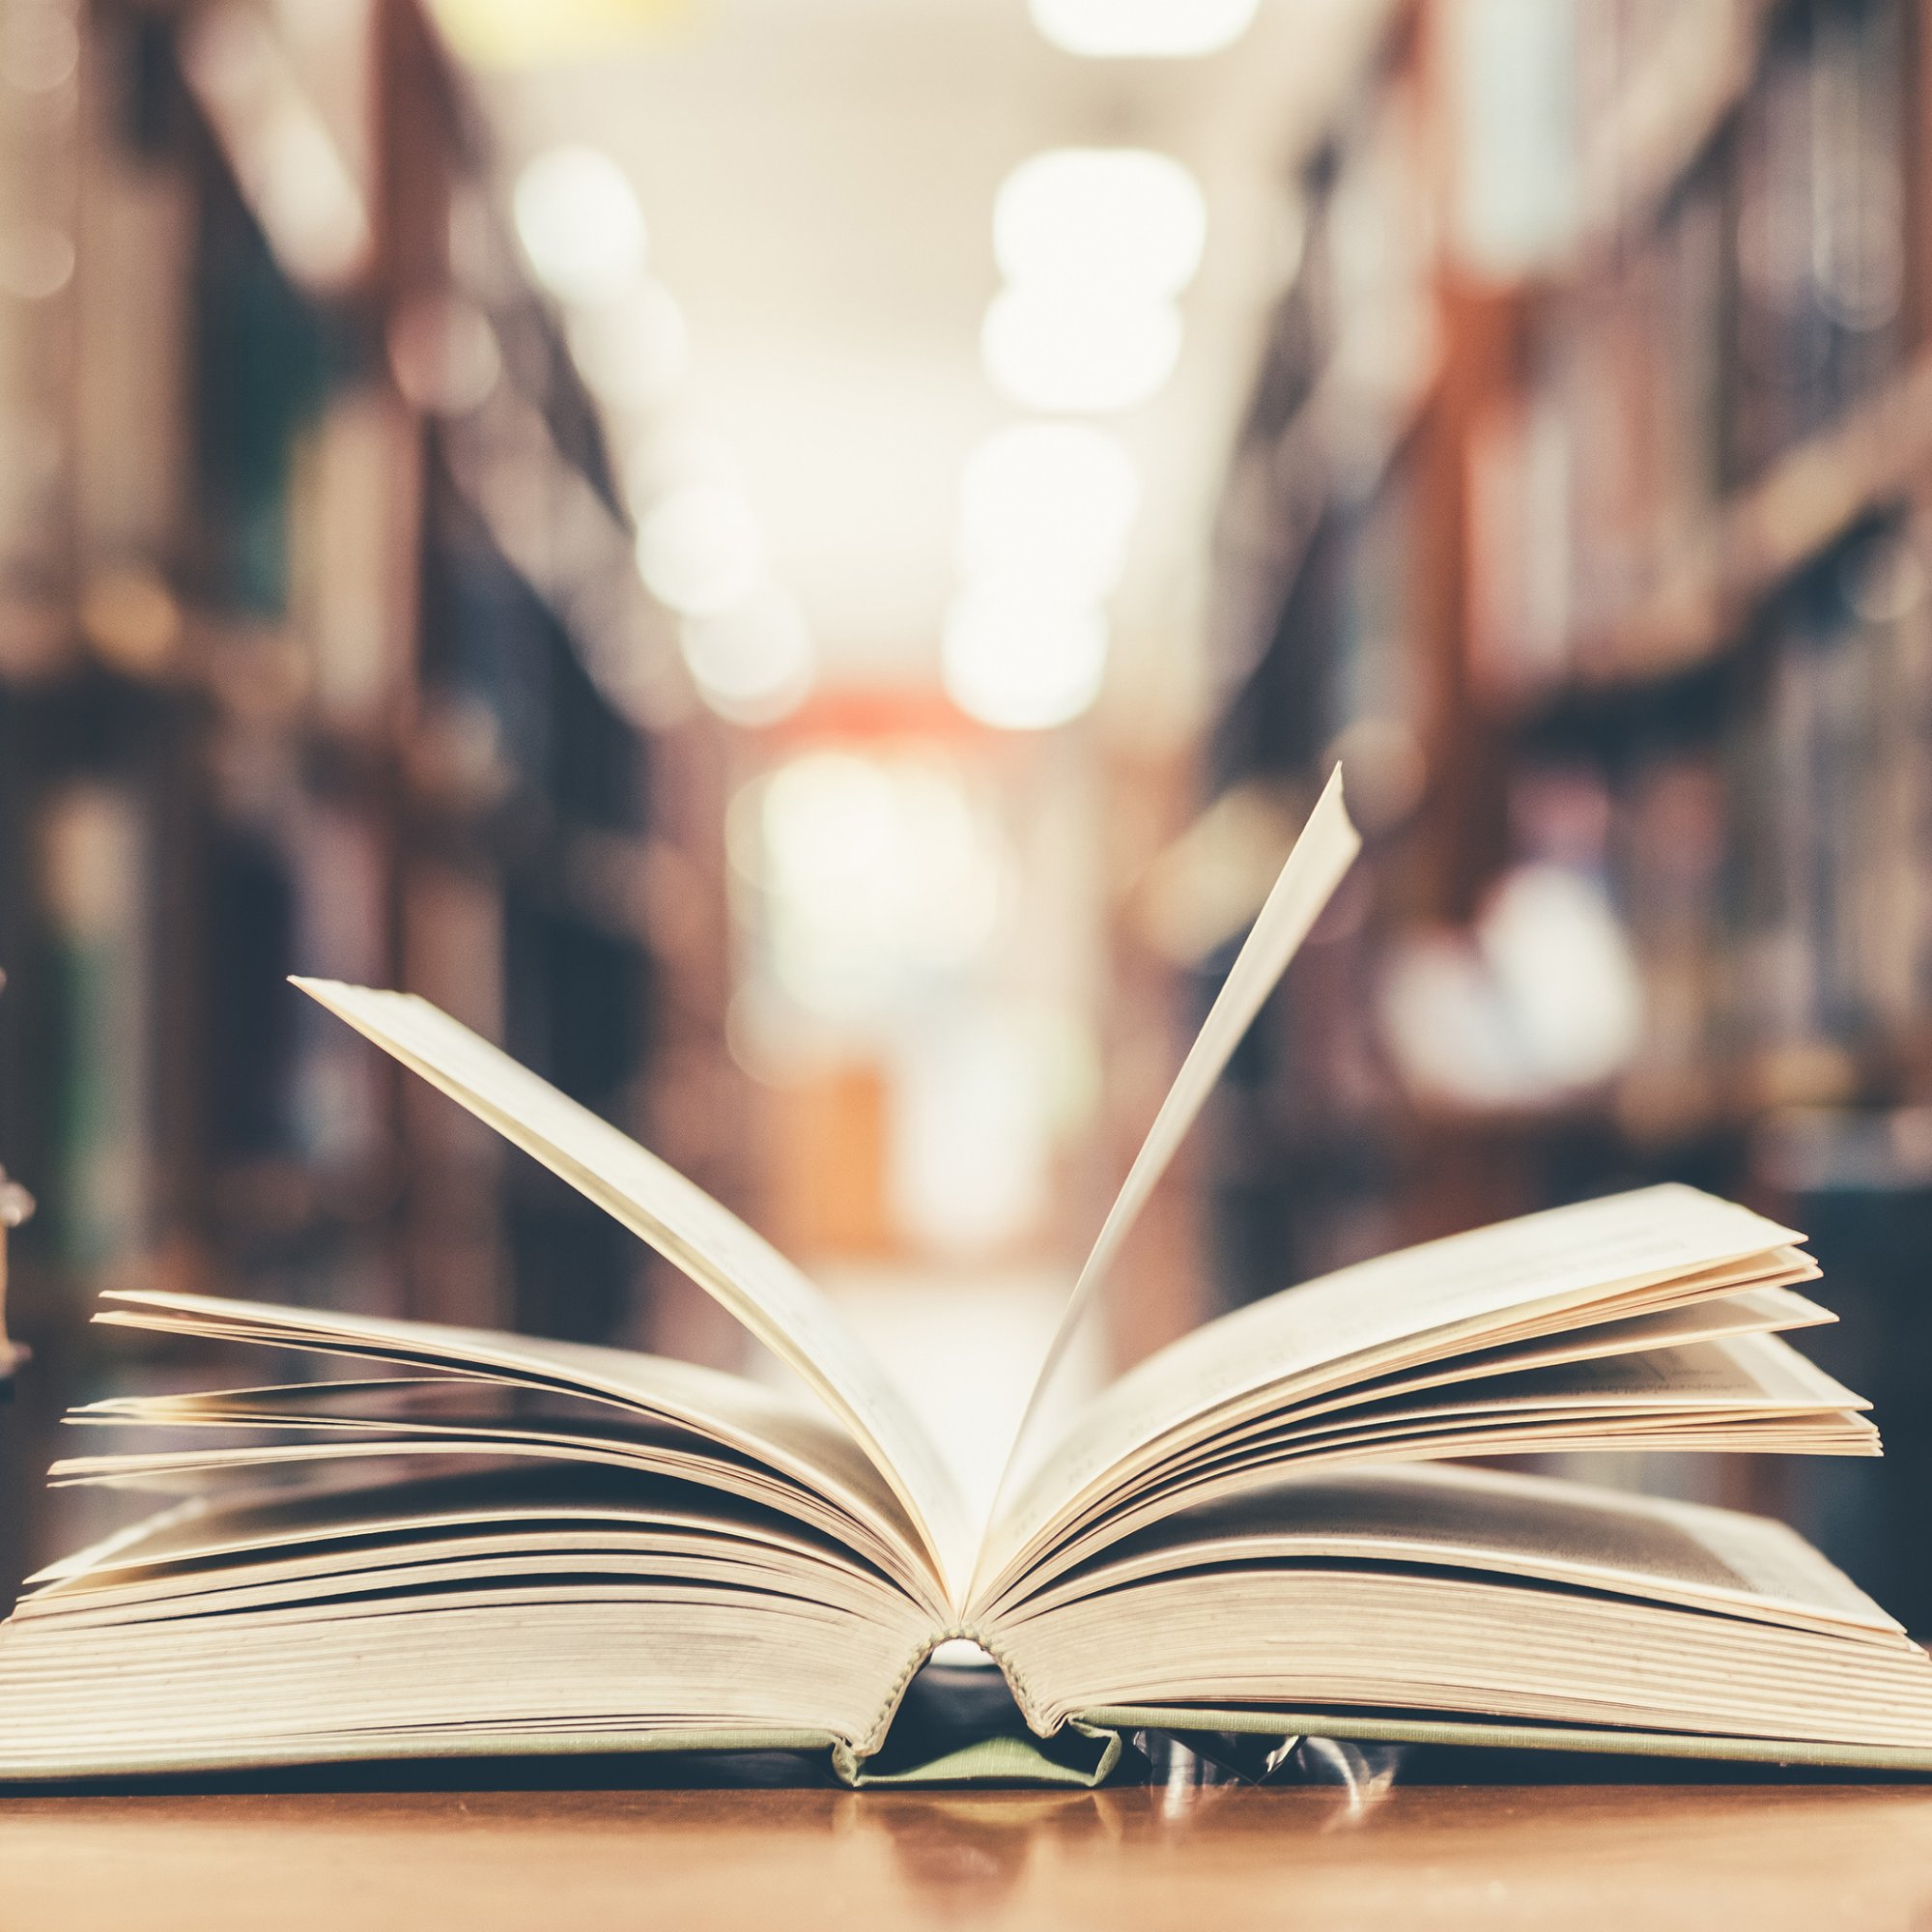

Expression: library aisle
xmin=2 ymin=0 xmax=1932 ymax=1842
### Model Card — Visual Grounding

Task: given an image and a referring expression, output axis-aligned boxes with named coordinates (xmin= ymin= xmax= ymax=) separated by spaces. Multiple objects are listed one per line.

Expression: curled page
xmin=291 ymin=978 xmax=976 ymax=1603
xmin=980 ymin=767 xmax=1361 ymax=1586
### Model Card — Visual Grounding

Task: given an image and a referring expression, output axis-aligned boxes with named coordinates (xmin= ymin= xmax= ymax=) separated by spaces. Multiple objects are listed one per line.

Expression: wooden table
xmin=3 ymin=1779 xmax=1931 ymax=1929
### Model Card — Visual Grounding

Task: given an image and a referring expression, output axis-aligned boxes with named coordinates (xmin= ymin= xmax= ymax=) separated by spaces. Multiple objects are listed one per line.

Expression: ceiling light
xmin=740 ymin=752 xmax=1003 ymax=1015
xmin=942 ymin=593 xmax=1107 ymax=729
xmin=994 ymin=149 xmax=1207 ymax=298
xmin=512 ymin=145 xmax=647 ymax=306
xmin=980 ymin=287 xmax=1182 ymax=413
xmin=1029 ymin=0 xmax=1260 ymax=58
xmin=680 ymin=586 xmax=814 ymax=724
xmin=636 ymin=484 xmax=765 ymax=615
xmin=957 ymin=421 xmax=1140 ymax=603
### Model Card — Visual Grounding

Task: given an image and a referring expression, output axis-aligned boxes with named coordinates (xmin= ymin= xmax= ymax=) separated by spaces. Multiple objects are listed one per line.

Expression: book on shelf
xmin=1 ymin=769 xmax=1929 ymax=1785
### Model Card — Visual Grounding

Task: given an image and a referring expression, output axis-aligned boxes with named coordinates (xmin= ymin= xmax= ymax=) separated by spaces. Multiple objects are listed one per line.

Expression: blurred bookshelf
xmin=0 ymin=0 xmax=732 ymax=1604
xmin=1192 ymin=0 xmax=1932 ymax=1629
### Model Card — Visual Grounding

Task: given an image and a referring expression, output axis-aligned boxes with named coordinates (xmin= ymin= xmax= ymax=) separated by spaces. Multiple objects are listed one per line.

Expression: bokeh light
xmin=942 ymin=592 xmax=1107 ymax=729
xmin=980 ymin=286 xmax=1182 ymax=413
xmin=512 ymin=144 xmax=648 ymax=306
xmin=635 ymin=484 xmax=766 ymax=615
xmin=743 ymin=751 xmax=1004 ymax=1017
xmin=994 ymin=148 xmax=1208 ymax=298
xmin=956 ymin=421 xmax=1140 ymax=604
xmin=679 ymin=585 xmax=815 ymax=724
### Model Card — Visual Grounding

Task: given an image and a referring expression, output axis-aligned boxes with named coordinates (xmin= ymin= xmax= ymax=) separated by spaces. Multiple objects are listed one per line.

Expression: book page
xmin=981 ymin=1325 xmax=1873 ymax=1612
xmin=998 ymin=1414 xmax=1873 ymax=1614
xmin=290 ymin=981 xmax=976 ymax=1602
xmin=67 ymin=1294 xmax=955 ymax=1614
xmin=1229 ymin=1277 xmax=1830 ymax=1429
xmin=1008 ymin=1462 xmax=1905 ymax=1637
xmin=25 ymin=1465 xmax=873 ymax=1590
xmin=1102 ymin=1322 xmax=1866 ymax=1501
xmin=1252 ymin=1330 xmax=1870 ymax=1436
xmin=1076 ymin=1271 xmax=1827 ymax=1482
xmin=0 ymin=1474 xmax=937 ymax=1775
xmin=990 ymin=1473 xmax=1932 ymax=1754
xmin=975 ymin=1183 xmax=1803 ymax=1603
xmin=985 ymin=767 xmax=1362 ymax=1548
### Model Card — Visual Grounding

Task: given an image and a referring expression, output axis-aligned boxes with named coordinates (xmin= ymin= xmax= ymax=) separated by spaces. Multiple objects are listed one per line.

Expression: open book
xmin=1 ymin=771 xmax=1928 ymax=1783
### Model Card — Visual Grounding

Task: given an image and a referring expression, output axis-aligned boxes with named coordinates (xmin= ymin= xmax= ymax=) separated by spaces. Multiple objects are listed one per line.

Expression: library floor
xmin=3 ymin=1781 xmax=1930 ymax=1927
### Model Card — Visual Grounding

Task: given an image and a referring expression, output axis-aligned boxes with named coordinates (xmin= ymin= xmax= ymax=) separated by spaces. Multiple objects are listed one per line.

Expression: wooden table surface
xmin=3 ymin=1779 xmax=1931 ymax=1929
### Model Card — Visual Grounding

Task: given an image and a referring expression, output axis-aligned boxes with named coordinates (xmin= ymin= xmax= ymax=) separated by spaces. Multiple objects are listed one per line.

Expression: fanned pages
xmin=289 ymin=975 xmax=976 ymax=1602
xmin=971 ymin=1183 xmax=1830 ymax=1605
xmin=66 ymin=1292 xmax=952 ymax=1620
xmin=1 ymin=775 xmax=1929 ymax=1781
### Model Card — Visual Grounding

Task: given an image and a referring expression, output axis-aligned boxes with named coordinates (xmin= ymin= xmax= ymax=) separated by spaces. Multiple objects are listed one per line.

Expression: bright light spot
xmin=512 ymin=145 xmax=647 ymax=306
xmin=636 ymin=485 xmax=766 ymax=615
xmin=995 ymin=149 xmax=1207 ymax=298
xmin=981 ymin=286 xmax=1181 ymax=412
xmin=567 ymin=277 xmax=688 ymax=412
xmin=1029 ymin=0 xmax=1259 ymax=57
xmin=744 ymin=751 xmax=1003 ymax=1016
xmin=957 ymin=422 xmax=1140 ymax=604
xmin=1480 ymin=866 xmax=1643 ymax=1088
xmin=1380 ymin=865 xmax=1643 ymax=1108
xmin=943 ymin=593 xmax=1107 ymax=729
xmin=680 ymin=586 xmax=814 ymax=724
xmin=1446 ymin=0 xmax=1577 ymax=282
xmin=759 ymin=754 xmax=894 ymax=895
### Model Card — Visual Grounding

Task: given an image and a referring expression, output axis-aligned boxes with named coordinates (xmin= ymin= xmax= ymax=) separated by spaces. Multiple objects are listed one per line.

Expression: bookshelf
xmin=1562 ymin=345 xmax=1932 ymax=691
xmin=0 ymin=0 xmax=727 ymax=1601
xmin=1194 ymin=0 xmax=1932 ymax=1623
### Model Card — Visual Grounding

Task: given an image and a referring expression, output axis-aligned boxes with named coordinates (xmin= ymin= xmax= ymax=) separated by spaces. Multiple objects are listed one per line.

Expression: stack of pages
xmin=1 ymin=775 xmax=1926 ymax=1781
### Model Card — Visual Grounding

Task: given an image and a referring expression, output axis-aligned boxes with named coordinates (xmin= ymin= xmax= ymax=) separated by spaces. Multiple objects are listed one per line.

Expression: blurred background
xmin=2 ymin=0 xmax=1931 ymax=1630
